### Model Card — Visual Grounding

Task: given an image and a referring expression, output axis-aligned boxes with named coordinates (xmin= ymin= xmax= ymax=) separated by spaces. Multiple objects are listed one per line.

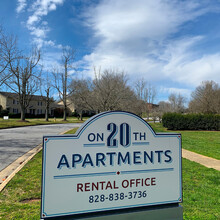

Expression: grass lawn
xmin=0 ymin=127 xmax=219 ymax=219
xmin=0 ymin=117 xmax=88 ymax=129
xmin=150 ymin=123 xmax=220 ymax=160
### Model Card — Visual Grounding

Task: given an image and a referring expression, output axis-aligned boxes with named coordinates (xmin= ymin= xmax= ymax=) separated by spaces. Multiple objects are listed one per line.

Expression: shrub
xmin=0 ymin=109 xmax=9 ymax=117
xmin=162 ymin=113 xmax=220 ymax=130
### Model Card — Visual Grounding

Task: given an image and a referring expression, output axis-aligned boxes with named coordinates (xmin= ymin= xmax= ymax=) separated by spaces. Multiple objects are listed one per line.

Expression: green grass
xmin=0 ymin=117 xmax=88 ymax=129
xmin=63 ymin=127 xmax=79 ymax=134
xmin=0 ymin=151 xmax=42 ymax=219
xmin=0 ymin=151 xmax=219 ymax=219
xmin=149 ymin=122 xmax=168 ymax=132
xmin=182 ymin=158 xmax=219 ymax=219
xmin=150 ymin=123 xmax=220 ymax=160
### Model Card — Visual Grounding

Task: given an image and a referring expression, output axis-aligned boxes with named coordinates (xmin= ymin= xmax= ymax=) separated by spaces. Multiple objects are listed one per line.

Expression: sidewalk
xmin=182 ymin=149 xmax=220 ymax=171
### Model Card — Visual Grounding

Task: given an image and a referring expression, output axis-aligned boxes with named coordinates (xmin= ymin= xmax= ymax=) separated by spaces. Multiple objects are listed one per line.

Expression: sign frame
xmin=41 ymin=111 xmax=182 ymax=219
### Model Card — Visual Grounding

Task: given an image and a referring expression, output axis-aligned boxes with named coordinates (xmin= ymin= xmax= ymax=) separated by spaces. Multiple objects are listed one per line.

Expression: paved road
xmin=0 ymin=123 xmax=81 ymax=171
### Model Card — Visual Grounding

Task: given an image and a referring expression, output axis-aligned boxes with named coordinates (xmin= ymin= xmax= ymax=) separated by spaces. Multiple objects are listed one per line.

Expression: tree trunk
xmin=45 ymin=95 xmax=50 ymax=121
xmin=80 ymin=110 xmax=83 ymax=121
xmin=63 ymin=106 xmax=67 ymax=121
xmin=20 ymin=105 xmax=25 ymax=121
xmin=45 ymin=108 xmax=49 ymax=121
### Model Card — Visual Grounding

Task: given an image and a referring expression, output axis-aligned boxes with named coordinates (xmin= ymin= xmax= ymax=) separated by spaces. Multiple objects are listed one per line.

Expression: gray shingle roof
xmin=0 ymin=91 xmax=46 ymax=101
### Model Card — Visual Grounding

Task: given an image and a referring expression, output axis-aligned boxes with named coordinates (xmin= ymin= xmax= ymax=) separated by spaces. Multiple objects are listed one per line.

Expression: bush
xmin=162 ymin=113 xmax=220 ymax=130
xmin=7 ymin=113 xmax=49 ymax=119
xmin=0 ymin=109 xmax=9 ymax=117
xmin=8 ymin=113 xmax=21 ymax=118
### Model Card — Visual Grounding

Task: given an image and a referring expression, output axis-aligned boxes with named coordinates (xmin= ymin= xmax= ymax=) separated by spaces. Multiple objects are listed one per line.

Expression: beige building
xmin=57 ymin=98 xmax=75 ymax=113
xmin=0 ymin=91 xmax=58 ymax=116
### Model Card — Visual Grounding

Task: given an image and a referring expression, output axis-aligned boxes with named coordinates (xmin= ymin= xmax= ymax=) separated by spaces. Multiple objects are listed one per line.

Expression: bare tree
xmin=134 ymin=78 xmax=157 ymax=118
xmin=144 ymin=83 xmax=157 ymax=104
xmin=189 ymin=81 xmax=220 ymax=114
xmin=53 ymin=47 xmax=75 ymax=120
xmin=158 ymin=101 xmax=172 ymax=113
xmin=69 ymin=69 xmax=140 ymax=115
xmin=134 ymin=78 xmax=146 ymax=100
xmin=153 ymin=101 xmax=172 ymax=122
xmin=3 ymin=46 xmax=41 ymax=121
xmin=93 ymin=68 xmax=136 ymax=112
xmin=135 ymin=79 xmax=157 ymax=103
xmin=69 ymin=78 xmax=95 ymax=120
xmin=42 ymin=72 xmax=55 ymax=121
xmin=0 ymin=26 xmax=17 ymax=87
xmin=168 ymin=93 xmax=186 ymax=113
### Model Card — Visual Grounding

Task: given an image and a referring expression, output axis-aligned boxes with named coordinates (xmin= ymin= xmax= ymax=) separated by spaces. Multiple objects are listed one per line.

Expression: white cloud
xmin=16 ymin=0 xmax=27 ymax=13
xmin=16 ymin=0 xmax=220 ymax=100
xmin=30 ymin=0 xmax=64 ymax=24
xmin=160 ymin=87 xmax=191 ymax=98
xmin=49 ymin=3 xmax=57 ymax=11
xmin=27 ymin=15 xmax=39 ymax=26
xmin=29 ymin=26 xmax=49 ymax=38
xmin=86 ymin=0 xmax=202 ymax=42
xmin=80 ymin=0 xmax=220 ymax=88
xmin=24 ymin=0 xmax=65 ymax=48
xmin=164 ymin=53 xmax=220 ymax=86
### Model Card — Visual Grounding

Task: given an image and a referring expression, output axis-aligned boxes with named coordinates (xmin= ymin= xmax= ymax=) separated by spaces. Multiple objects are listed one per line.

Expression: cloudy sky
xmin=1 ymin=0 xmax=220 ymax=102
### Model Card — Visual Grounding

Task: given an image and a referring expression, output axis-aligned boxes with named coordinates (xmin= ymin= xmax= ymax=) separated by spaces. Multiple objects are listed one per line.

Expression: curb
xmin=0 ymin=128 xmax=75 ymax=192
xmin=0 ymin=144 xmax=42 ymax=192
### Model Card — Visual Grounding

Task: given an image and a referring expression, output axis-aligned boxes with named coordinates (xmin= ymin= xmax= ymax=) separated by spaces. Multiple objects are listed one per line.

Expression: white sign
xmin=41 ymin=111 xmax=182 ymax=219
xmin=3 ymin=116 xmax=9 ymax=120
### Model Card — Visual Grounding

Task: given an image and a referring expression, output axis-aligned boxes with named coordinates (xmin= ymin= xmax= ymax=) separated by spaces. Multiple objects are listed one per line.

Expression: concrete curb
xmin=0 ymin=144 xmax=42 ymax=192
xmin=0 ymin=128 xmax=75 ymax=192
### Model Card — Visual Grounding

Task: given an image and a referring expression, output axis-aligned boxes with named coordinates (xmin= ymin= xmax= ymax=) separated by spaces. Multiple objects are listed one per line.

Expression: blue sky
xmin=1 ymin=0 xmax=220 ymax=103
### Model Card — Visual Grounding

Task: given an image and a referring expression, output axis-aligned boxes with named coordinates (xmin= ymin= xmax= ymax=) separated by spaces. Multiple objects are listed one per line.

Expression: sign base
xmin=41 ymin=204 xmax=183 ymax=220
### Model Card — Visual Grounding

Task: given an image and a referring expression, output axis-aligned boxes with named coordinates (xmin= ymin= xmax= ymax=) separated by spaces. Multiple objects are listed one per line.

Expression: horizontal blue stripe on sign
xmin=121 ymin=168 xmax=174 ymax=174
xmin=132 ymin=142 xmax=150 ymax=145
xmin=84 ymin=143 xmax=105 ymax=147
xmin=54 ymin=168 xmax=174 ymax=179
xmin=54 ymin=171 xmax=116 ymax=179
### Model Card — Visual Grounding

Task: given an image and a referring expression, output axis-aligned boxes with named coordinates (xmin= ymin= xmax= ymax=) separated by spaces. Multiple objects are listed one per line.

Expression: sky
xmin=0 ymin=0 xmax=220 ymax=103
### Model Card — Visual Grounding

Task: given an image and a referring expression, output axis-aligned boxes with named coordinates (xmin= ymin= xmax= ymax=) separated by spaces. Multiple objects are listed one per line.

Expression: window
xmin=13 ymin=108 xmax=18 ymax=114
xmin=13 ymin=100 xmax=19 ymax=105
xmin=37 ymin=109 xmax=43 ymax=114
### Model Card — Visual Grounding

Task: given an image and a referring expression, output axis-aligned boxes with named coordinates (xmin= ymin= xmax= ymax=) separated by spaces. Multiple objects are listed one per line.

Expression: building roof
xmin=0 ymin=91 xmax=46 ymax=101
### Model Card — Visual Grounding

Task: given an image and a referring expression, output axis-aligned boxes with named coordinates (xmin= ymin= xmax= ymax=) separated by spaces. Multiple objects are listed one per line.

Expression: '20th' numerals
xmin=107 ymin=123 xmax=130 ymax=147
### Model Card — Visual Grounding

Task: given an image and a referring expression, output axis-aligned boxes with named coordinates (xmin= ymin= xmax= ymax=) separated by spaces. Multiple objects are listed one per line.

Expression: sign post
xmin=41 ymin=111 xmax=182 ymax=219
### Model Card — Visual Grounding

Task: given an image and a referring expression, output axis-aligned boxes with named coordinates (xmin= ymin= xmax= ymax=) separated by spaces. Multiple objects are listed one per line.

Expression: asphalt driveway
xmin=0 ymin=123 xmax=81 ymax=171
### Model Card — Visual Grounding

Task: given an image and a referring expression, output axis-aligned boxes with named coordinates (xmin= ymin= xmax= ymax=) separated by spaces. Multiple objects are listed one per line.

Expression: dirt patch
xmin=20 ymin=198 xmax=41 ymax=203
xmin=16 ymin=120 xmax=30 ymax=122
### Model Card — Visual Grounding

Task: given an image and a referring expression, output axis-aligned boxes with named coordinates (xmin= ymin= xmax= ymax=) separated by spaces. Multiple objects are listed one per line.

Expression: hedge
xmin=162 ymin=113 xmax=220 ymax=130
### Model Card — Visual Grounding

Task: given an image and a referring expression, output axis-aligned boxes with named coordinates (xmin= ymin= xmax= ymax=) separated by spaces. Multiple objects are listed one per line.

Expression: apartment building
xmin=0 ymin=91 xmax=58 ymax=116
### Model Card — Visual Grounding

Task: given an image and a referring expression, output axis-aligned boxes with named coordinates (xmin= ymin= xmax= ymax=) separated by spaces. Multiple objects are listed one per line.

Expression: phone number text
xmin=89 ymin=191 xmax=147 ymax=203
